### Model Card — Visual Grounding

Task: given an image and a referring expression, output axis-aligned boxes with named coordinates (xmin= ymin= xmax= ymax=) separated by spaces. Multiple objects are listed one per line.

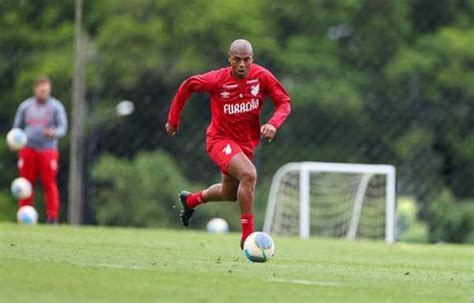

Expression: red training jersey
xmin=167 ymin=64 xmax=291 ymax=143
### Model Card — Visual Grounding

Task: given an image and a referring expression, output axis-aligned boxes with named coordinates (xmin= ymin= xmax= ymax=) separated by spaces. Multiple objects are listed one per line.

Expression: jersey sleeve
xmin=13 ymin=101 xmax=28 ymax=129
xmin=53 ymin=101 xmax=68 ymax=138
xmin=167 ymin=70 xmax=219 ymax=128
xmin=262 ymin=70 xmax=291 ymax=129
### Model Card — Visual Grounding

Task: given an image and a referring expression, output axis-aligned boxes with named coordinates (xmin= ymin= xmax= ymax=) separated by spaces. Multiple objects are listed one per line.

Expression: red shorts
xmin=206 ymin=137 xmax=259 ymax=173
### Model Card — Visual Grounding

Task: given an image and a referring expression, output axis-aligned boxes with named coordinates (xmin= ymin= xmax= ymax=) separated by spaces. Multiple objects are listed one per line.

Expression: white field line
xmin=72 ymin=262 xmax=154 ymax=271
xmin=268 ymin=278 xmax=342 ymax=287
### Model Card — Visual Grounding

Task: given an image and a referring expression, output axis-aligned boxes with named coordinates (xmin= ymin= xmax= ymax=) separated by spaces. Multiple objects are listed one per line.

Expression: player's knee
xmin=240 ymin=168 xmax=257 ymax=185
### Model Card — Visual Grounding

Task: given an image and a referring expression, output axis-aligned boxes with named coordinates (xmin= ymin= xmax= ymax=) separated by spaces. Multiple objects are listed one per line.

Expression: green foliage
xmin=93 ymin=150 xmax=192 ymax=227
xmin=428 ymin=190 xmax=474 ymax=243
xmin=95 ymin=15 xmax=167 ymax=89
xmin=386 ymin=27 xmax=474 ymax=103
xmin=0 ymin=191 xmax=15 ymax=222
xmin=396 ymin=196 xmax=428 ymax=242
xmin=392 ymin=129 xmax=433 ymax=159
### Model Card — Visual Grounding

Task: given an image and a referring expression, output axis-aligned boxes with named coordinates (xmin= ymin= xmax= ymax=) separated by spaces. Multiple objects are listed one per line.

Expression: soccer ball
xmin=6 ymin=128 xmax=28 ymax=151
xmin=243 ymin=232 xmax=275 ymax=263
xmin=17 ymin=205 xmax=38 ymax=225
xmin=11 ymin=177 xmax=33 ymax=200
xmin=206 ymin=218 xmax=229 ymax=234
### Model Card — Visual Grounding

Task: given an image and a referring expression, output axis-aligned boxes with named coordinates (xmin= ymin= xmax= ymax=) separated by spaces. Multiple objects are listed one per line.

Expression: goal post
xmin=263 ymin=162 xmax=396 ymax=243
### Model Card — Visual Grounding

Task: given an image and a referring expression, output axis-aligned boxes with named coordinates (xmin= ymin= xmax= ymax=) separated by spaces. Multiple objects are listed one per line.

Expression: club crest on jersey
xmin=251 ymin=84 xmax=260 ymax=96
xmin=223 ymin=144 xmax=232 ymax=155
xmin=220 ymin=91 xmax=230 ymax=99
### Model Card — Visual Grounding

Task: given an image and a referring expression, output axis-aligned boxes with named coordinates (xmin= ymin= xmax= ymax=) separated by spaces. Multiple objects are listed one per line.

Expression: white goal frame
xmin=263 ymin=162 xmax=396 ymax=243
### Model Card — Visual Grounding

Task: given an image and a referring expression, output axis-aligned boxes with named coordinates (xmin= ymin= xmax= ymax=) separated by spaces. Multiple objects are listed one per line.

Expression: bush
xmin=396 ymin=196 xmax=428 ymax=243
xmin=427 ymin=190 xmax=474 ymax=243
xmin=93 ymin=150 xmax=193 ymax=227
xmin=0 ymin=190 xmax=16 ymax=222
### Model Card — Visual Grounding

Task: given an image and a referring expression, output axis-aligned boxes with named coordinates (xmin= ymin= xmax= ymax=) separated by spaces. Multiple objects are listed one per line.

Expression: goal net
xmin=263 ymin=162 xmax=396 ymax=243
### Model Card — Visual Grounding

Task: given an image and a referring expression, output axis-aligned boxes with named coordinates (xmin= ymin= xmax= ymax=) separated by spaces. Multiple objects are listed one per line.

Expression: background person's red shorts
xmin=206 ymin=137 xmax=259 ymax=174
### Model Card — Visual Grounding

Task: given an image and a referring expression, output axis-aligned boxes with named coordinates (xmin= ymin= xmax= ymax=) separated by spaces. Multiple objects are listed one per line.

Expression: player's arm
xmin=261 ymin=71 xmax=291 ymax=142
xmin=12 ymin=102 xmax=27 ymax=129
xmin=42 ymin=102 xmax=68 ymax=139
xmin=166 ymin=71 xmax=217 ymax=136
xmin=53 ymin=102 xmax=68 ymax=138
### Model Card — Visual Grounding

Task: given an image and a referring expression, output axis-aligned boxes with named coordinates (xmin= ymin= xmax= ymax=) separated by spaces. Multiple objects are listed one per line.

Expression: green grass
xmin=0 ymin=223 xmax=472 ymax=303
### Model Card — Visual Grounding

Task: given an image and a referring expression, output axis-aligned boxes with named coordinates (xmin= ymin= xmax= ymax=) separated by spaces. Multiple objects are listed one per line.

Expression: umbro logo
xmin=220 ymin=91 xmax=230 ymax=99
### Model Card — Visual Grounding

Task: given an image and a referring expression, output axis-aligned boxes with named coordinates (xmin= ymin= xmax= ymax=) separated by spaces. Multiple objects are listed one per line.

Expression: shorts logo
xmin=223 ymin=144 xmax=232 ymax=155
xmin=220 ymin=91 xmax=230 ymax=99
xmin=51 ymin=160 xmax=58 ymax=171
xmin=251 ymin=84 xmax=260 ymax=96
xmin=18 ymin=158 xmax=24 ymax=169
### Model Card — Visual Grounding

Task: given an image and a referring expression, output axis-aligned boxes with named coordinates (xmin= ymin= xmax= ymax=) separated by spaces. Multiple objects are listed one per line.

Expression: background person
xmin=12 ymin=76 xmax=68 ymax=223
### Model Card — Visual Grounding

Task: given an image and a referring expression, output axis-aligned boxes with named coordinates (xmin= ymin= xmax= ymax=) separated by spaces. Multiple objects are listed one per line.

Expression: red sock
xmin=240 ymin=214 xmax=254 ymax=242
xmin=186 ymin=191 xmax=205 ymax=208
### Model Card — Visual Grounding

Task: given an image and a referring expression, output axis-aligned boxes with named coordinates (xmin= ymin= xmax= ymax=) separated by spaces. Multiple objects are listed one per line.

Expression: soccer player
xmin=166 ymin=39 xmax=291 ymax=248
xmin=12 ymin=76 xmax=68 ymax=224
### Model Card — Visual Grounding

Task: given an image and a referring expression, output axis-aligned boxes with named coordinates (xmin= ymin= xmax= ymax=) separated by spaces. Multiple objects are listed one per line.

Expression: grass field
xmin=0 ymin=223 xmax=472 ymax=303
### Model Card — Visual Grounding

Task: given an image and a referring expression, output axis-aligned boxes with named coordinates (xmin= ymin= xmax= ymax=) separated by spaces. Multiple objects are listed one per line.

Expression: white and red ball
xmin=243 ymin=232 xmax=275 ymax=263
xmin=11 ymin=177 xmax=33 ymax=200
xmin=6 ymin=128 xmax=27 ymax=151
xmin=16 ymin=205 xmax=38 ymax=225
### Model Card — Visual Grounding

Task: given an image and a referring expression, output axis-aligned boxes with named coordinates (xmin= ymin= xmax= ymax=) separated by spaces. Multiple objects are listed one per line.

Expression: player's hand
xmin=260 ymin=124 xmax=277 ymax=142
xmin=165 ymin=123 xmax=178 ymax=137
xmin=42 ymin=128 xmax=56 ymax=138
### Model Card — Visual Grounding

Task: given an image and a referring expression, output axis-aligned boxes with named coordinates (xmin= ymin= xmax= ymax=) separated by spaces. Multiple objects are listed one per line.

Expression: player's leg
xmin=18 ymin=147 xmax=38 ymax=208
xmin=178 ymin=174 xmax=239 ymax=226
xmin=186 ymin=173 xmax=239 ymax=207
xmin=226 ymin=152 xmax=257 ymax=246
xmin=179 ymin=139 xmax=244 ymax=226
xmin=38 ymin=150 xmax=60 ymax=223
xmin=204 ymin=173 xmax=239 ymax=202
xmin=180 ymin=138 xmax=239 ymax=209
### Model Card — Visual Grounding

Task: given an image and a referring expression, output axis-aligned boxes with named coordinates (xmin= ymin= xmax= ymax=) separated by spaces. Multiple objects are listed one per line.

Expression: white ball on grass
xmin=243 ymin=232 xmax=275 ymax=263
xmin=206 ymin=218 xmax=229 ymax=234
xmin=17 ymin=205 xmax=38 ymax=225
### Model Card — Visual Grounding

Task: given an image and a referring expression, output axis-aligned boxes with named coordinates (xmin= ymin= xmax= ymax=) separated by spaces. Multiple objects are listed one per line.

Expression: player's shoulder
xmin=205 ymin=66 xmax=231 ymax=78
xmin=49 ymin=97 xmax=64 ymax=108
xmin=251 ymin=64 xmax=275 ymax=78
xmin=18 ymin=97 xmax=34 ymax=110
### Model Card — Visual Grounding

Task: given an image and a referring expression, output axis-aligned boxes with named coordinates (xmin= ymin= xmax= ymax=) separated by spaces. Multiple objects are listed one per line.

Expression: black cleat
xmin=179 ymin=191 xmax=194 ymax=227
xmin=240 ymin=239 xmax=244 ymax=250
